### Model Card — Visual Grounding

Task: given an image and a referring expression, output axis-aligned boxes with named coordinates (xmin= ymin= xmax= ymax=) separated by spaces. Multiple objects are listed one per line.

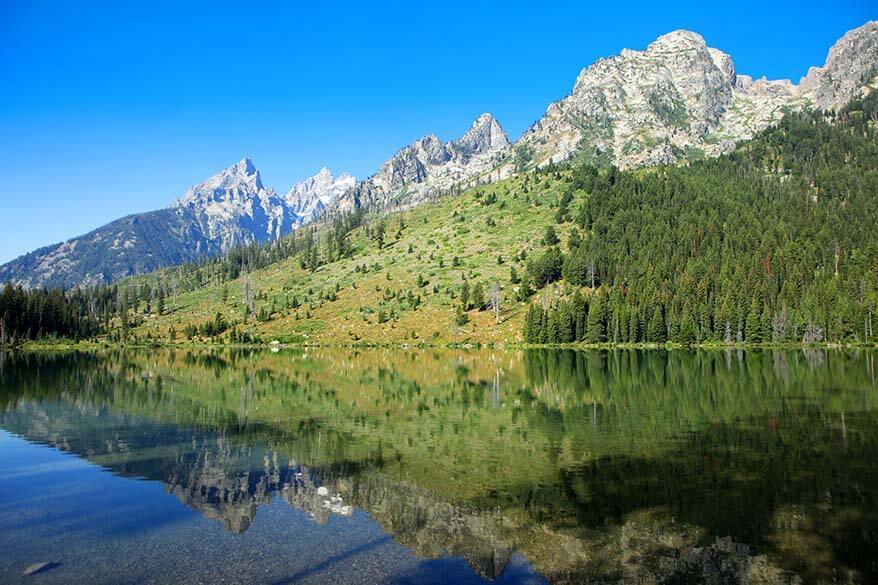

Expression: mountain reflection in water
xmin=0 ymin=348 xmax=875 ymax=584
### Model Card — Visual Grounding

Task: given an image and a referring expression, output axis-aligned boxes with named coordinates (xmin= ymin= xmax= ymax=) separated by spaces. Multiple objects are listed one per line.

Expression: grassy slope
xmin=133 ymin=171 xmax=579 ymax=344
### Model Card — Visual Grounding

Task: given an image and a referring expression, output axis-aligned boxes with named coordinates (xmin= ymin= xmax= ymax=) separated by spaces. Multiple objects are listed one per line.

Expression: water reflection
xmin=0 ymin=348 xmax=876 ymax=583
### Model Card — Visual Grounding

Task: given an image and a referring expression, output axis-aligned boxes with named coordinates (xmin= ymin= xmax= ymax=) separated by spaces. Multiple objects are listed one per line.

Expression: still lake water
xmin=0 ymin=349 xmax=875 ymax=584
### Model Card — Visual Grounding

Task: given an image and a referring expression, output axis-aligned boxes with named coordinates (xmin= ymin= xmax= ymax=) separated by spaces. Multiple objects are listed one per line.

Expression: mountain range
xmin=0 ymin=160 xmax=356 ymax=289
xmin=2 ymin=21 xmax=876 ymax=289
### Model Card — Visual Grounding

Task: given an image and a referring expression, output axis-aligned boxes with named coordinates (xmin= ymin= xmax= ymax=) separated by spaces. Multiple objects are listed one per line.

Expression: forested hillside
xmin=3 ymin=92 xmax=877 ymax=347
xmin=524 ymin=92 xmax=878 ymax=344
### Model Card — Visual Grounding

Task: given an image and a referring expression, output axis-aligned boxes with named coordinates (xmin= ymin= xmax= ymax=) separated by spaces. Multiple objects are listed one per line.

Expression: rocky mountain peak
xmin=517 ymin=22 xmax=878 ymax=170
xmin=285 ymin=167 xmax=356 ymax=226
xmin=649 ymin=29 xmax=708 ymax=52
xmin=221 ymin=156 xmax=262 ymax=191
xmin=823 ymin=21 xmax=878 ymax=70
xmin=799 ymin=21 xmax=878 ymax=110
xmin=173 ymin=157 xmax=264 ymax=209
xmin=452 ymin=113 xmax=510 ymax=156
xmin=413 ymin=135 xmax=451 ymax=166
xmin=332 ymin=112 xmax=511 ymax=214
xmin=291 ymin=167 xmax=343 ymax=192
xmin=235 ymin=156 xmax=257 ymax=175
xmin=167 ymin=157 xmax=293 ymax=249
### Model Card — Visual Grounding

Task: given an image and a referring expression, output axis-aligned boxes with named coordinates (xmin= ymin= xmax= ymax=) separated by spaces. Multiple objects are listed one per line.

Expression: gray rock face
xmin=387 ymin=143 xmax=430 ymax=189
xmin=452 ymin=113 xmax=511 ymax=157
xmin=799 ymin=21 xmax=878 ymax=110
xmin=334 ymin=113 xmax=510 ymax=213
xmin=516 ymin=21 xmax=878 ymax=169
xmin=172 ymin=157 xmax=292 ymax=249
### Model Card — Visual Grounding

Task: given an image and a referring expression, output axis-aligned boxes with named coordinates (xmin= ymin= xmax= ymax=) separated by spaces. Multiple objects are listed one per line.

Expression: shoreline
xmin=4 ymin=339 xmax=877 ymax=352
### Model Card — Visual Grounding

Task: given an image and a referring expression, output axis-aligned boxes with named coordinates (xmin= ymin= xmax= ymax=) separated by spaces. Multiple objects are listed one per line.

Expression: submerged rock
xmin=23 ymin=561 xmax=58 ymax=576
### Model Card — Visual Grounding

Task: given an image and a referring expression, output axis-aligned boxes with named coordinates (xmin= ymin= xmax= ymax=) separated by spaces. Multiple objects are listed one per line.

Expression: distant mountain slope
xmin=0 ymin=209 xmax=207 ymax=289
xmin=0 ymin=160 xmax=355 ymax=288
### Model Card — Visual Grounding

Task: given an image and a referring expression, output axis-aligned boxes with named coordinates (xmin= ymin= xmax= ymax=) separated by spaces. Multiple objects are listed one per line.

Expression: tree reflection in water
xmin=0 ymin=348 xmax=875 ymax=583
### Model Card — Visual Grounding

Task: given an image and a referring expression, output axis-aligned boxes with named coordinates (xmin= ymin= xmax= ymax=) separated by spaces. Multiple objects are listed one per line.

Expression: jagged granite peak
xmin=799 ymin=21 xmax=878 ymax=111
xmin=284 ymin=167 xmax=356 ymax=226
xmin=171 ymin=157 xmax=291 ymax=249
xmin=451 ymin=113 xmax=511 ymax=156
xmin=173 ymin=157 xmax=264 ymax=209
xmin=0 ymin=158 xmax=298 ymax=288
xmin=334 ymin=113 xmax=511 ymax=213
xmin=520 ymin=27 xmax=736 ymax=169
xmin=414 ymin=134 xmax=453 ymax=166
xmin=516 ymin=22 xmax=878 ymax=169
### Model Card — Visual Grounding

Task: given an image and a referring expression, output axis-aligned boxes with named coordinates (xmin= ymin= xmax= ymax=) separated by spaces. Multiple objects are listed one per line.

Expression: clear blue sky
xmin=0 ymin=0 xmax=873 ymax=263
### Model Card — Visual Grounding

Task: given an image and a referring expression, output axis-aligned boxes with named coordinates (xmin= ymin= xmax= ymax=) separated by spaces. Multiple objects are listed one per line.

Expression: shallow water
xmin=0 ymin=348 xmax=875 ymax=583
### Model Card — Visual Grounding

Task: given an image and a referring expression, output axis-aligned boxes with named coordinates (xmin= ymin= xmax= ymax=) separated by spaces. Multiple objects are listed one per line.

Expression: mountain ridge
xmin=334 ymin=112 xmax=510 ymax=214
xmin=0 ymin=162 xmax=357 ymax=288
xmin=2 ymin=21 xmax=876 ymax=289
xmin=514 ymin=21 xmax=878 ymax=169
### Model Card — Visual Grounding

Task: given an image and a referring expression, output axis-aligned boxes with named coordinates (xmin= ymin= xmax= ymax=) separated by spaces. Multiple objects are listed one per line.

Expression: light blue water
xmin=0 ymin=428 xmax=544 ymax=584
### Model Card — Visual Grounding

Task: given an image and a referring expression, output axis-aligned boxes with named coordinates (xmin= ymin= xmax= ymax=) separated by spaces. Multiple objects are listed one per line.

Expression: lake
xmin=0 ymin=348 xmax=875 ymax=584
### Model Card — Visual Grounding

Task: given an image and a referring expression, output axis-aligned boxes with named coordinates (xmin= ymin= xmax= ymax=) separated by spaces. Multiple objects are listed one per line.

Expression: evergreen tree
xmin=679 ymin=302 xmax=696 ymax=345
xmin=586 ymin=291 xmax=607 ymax=343
xmin=745 ymin=300 xmax=762 ymax=344
xmin=460 ymin=281 xmax=470 ymax=311
xmin=647 ymin=306 xmax=666 ymax=343
xmin=470 ymin=283 xmax=485 ymax=311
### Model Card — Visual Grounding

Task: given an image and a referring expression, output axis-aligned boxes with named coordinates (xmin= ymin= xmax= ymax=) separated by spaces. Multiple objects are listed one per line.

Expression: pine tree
xmin=523 ymin=305 xmax=539 ymax=343
xmin=628 ymin=311 xmax=640 ymax=343
xmin=460 ymin=281 xmax=470 ymax=311
xmin=745 ymin=300 xmax=762 ymax=344
xmin=557 ymin=303 xmax=574 ymax=343
xmin=586 ymin=291 xmax=606 ymax=343
xmin=647 ymin=306 xmax=666 ymax=343
xmin=470 ymin=283 xmax=485 ymax=311
xmin=547 ymin=310 xmax=560 ymax=343
xmin=680 ymin=302 xmax=696 ymax=346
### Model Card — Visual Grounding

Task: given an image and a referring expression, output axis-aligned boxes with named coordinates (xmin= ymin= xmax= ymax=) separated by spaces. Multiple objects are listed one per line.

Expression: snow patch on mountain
xmin=285 ymin=167 xmax=356 ymax=226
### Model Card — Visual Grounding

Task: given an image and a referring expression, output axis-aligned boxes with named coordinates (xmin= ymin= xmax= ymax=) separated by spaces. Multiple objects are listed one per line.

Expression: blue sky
xmin=0 ymin=0 xmax=873 ymax=263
